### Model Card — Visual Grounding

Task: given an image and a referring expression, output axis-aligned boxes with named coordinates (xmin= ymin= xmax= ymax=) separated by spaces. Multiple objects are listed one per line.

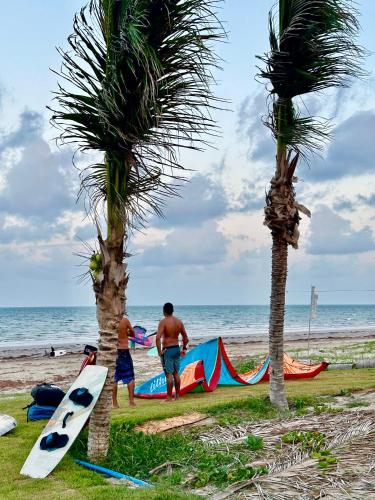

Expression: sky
xmin=1 ymin=0 xmax=375 ymax=307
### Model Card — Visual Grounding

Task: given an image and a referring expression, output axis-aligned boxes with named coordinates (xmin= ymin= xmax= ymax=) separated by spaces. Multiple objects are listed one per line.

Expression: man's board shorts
xmin=162 ymin=345 xmax=181 ymax=374
xmin=114 ymin=349 xmax=135 ymax=384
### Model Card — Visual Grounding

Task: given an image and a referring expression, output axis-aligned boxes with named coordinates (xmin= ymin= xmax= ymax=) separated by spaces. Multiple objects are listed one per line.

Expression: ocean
xmin=0 ymin=304 xmax=375 ymax=348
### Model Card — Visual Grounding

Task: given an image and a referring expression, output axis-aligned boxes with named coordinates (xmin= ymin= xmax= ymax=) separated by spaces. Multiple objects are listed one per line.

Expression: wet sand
xmin=0 ymin=329 xmax=374 ymax=393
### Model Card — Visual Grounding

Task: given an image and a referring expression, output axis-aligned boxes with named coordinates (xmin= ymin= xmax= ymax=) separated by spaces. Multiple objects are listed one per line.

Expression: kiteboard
xmin=53 ymin=350 xmax=67 ymax=357
xmin=0 ymin=414 xmax=17 ymax=436
xmin=20 ymin=365 xmax=108 ymax=479
xmin=45 ymin=347 xmax=67 ymax=358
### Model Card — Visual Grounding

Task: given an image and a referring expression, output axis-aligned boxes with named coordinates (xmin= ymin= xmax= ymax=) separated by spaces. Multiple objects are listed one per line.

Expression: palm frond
xmin=257 ymin=0 xmax=366 ymax=156
xmin=51 ymin=0 xmax=225 ymax=228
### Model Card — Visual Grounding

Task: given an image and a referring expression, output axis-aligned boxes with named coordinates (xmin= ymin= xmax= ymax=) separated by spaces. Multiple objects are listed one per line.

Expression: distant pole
xmin=308 ymin=285 xmax=318 ymax=362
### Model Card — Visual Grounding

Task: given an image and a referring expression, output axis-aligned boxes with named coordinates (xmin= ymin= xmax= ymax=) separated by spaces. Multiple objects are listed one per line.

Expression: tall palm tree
xmin=52 ymin=0 xmax=223 ymax=458
xmin=257 ymin=0 xmax=365 ymax=408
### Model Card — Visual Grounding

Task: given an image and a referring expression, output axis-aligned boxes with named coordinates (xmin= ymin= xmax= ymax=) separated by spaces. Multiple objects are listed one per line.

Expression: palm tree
xmin=257 ymin=0 xmax=365 ymax=408
xmin=52 ymin=0 xmax=223 ymax=458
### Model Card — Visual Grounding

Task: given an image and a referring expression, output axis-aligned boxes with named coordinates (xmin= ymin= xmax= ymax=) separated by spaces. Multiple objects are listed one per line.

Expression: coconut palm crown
xmin=259 ymin=0 xmax=365 ymax=160
xmin=52 ymin=0 xmax=224 ymax=458
xmin=256 ymin=0 xmax=366 ymax=408
xmin=53 ymin=0 xmax=223 ymax=228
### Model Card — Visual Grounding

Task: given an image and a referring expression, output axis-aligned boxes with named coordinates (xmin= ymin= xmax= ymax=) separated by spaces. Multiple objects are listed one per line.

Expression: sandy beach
xmin=1 ymin=328 xmax=374 ymax=394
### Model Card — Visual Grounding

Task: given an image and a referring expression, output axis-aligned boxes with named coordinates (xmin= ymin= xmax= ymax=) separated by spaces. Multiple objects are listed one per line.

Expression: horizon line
xmin=1 ymin=303 xmax=375 ymax=309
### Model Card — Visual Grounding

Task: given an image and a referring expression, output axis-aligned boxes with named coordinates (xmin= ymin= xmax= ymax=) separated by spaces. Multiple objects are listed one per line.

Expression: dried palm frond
xmin=205 ymin=409 xmax=375 ymax=499
xmin=239 ymin=413 xmax=375 ymax=499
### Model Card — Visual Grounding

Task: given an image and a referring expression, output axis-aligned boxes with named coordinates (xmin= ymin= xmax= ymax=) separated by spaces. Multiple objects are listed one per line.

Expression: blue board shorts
xmin=162 ymin=346 xmax=181 ymax=374
xmin=114 ymin=349 xmax=135 ymax=384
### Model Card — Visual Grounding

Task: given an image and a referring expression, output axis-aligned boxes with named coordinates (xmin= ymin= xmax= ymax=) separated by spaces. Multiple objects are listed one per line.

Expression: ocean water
xmin=0 ymin=305 xmax=374 ymax=348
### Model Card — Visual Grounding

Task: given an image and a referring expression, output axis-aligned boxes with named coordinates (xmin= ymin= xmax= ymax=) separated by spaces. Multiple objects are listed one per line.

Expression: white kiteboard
xmin=46 ymin=348 xmax=67 ymax=357
xmin=54 ymin=349 xmax=67 ymax=357
xmin=20 ymin=365 xmax=108 ymax=479
xmin=0 ymin=414 xmax=17 ymax=436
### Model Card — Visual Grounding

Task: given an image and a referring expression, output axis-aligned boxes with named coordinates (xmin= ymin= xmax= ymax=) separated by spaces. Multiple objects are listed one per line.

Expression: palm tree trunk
xmin=87 ymin=224 xmax=127 ymax=459
xmin=268 ymin=233 xmax=288 ymax=409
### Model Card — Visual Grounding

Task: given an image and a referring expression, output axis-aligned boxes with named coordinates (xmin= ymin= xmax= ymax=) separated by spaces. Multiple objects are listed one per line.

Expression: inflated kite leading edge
xmin=135 ymin=337 xmax=328 ymax=399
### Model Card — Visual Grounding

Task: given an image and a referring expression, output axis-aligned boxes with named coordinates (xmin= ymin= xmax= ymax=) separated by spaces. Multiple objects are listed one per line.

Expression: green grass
xmin=0 ymin=368 xmax=374 ymax=499
xmin=110 ymin=367 xmax=375 ymax=425
xmin=246 ymin=434 xmax=264 ymax=451
xmin=232 ymin=358 xmax=258 ymax=373
xmin=345 ymin=400 xmax=370 ymax=408
xmin=73 ymin=423 xmax=265 ymax=489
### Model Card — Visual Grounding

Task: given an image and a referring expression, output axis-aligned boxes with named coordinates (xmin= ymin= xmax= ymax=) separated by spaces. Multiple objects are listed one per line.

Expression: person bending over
xmin=156 ymin=302 xmax=189 ymax=402
xmin=112 ymin=316 xmax=136 ymax=408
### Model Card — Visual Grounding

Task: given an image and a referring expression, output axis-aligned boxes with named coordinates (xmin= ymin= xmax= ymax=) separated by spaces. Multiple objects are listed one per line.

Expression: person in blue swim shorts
xmin=112 ymin=316 xmax=136 ymax=408
xmin=156 ymin=302 xmax=189 ymax=402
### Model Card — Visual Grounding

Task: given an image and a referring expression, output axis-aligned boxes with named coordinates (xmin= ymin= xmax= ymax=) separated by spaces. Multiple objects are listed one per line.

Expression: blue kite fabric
xmin=134 ymin=337 xmax=328 ymax=399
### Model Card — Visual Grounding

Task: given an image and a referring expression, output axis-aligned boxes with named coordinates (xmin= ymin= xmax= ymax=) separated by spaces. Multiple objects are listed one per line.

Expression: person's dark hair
xmin=163 ymin=302 xmax=174 ymax=316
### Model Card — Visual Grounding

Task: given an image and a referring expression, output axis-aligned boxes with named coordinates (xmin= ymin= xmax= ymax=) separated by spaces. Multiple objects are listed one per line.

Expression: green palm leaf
xmin=51 ymin=0 xmax=224 ymax=228
xmin=258 ymin=0 xmax=366 ymax=156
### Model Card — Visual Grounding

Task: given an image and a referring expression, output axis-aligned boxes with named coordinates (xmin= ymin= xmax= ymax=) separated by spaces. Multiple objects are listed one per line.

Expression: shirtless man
xmin=156 ymin=302 xmax=189 ymax=402
xmin=112 ymin=316 xmax=136 ymax=408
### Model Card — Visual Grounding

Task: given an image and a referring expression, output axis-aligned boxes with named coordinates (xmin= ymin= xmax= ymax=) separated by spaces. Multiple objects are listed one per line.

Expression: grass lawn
xmin=0 ymin=368 xmax=374 ymax=499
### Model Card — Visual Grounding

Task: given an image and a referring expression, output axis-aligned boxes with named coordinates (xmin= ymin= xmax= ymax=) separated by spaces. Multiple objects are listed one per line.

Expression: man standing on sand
xmin=112 ymin=316 xmax=136 ymax=408
xmin=156 ymin=302 xmax=189 ymax=402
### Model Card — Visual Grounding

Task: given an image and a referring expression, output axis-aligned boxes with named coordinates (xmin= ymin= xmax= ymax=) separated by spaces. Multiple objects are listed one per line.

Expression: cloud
xmin=0 ymin=242 xmax=92 ymax=307
xmin=237 ymin=92 xmax=274 ymax=163
xmin=212 ymin=155 xmax=227 ymax=175
xmin=0 ymin=111 xmax=76 ymax=220
xmin=358 ymin=193 xmax=375 ymax=207
xmin=139 ymin=220 xmax=229 ymax=267
xmin=237 ymin=93 xmax=264 ymax=137
xmin=0 ymin=108 xmax=95 ymax=274
xmin=152 ymin=173 xmax=229 ymax=228
xmin=332 ymin=193 xmax=375 ymax=212
xmin=332 ymin=198 xmax=355 ymax=211
xmin=303 ymin=111 xmax=375 ymax=181
xmin=307 ymin=205 xmax=375 ymax=255
xmin=236 ymin=179 xmax=265 ymax=212
xmin=0 ymin=111 xmax=43 ymax=153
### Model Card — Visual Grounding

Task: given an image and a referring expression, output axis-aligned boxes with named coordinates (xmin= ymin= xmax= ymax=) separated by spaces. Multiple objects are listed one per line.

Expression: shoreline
xmin=1 ymin=327 xmax=375 ymax=360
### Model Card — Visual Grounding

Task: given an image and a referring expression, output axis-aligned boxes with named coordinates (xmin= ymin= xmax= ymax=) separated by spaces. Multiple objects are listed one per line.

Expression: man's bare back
xmin=157 ymin=315 xmax=188 ymax=349
xmin=117 ymin=317 xmax=134 ymax=350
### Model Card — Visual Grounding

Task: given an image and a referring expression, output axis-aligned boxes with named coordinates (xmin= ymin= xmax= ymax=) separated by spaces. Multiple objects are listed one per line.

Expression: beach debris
xmin=134 ymin=412 xmax=212 ymax=435
xmin=149 ymin=461 xmax=181 ymax=476
xmin=208 ymin=410 xmax=375 ymax=499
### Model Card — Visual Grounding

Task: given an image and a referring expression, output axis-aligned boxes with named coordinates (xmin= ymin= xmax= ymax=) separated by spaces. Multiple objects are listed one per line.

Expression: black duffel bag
xmin=31 ymin=383 xmax=65 ymax=407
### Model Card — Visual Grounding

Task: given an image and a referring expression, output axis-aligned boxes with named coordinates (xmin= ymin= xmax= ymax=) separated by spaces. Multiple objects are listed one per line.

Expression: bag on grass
xmin=27 ymin=404 xmax=56 ymax=422
xmin=24 ymin=383 xmax=66 ymax=422
xmin=31 ymin=383 xmax=65 ymax=407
